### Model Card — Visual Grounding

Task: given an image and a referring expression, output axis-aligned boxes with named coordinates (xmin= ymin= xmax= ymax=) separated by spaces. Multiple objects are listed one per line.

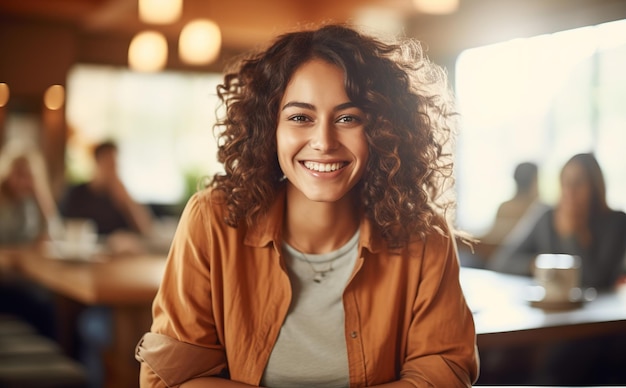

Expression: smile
xmin=302 ymin=161 xmax=347 ymax=172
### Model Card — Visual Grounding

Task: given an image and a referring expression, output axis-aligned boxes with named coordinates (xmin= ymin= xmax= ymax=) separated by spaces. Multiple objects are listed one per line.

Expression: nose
xmin=309 ymin=120 xmax=339 ymax=152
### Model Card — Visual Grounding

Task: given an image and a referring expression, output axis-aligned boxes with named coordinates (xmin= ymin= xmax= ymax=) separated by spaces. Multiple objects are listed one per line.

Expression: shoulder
xmin=406 ymin=214 xmax=455 ymax=256
xmin=182 ymin=189 xmax=229 ymax=224
xmin=497 ymin=198 xmax=523 ymax=216
xmin=169 ymin=189 xmax=235 ymax=258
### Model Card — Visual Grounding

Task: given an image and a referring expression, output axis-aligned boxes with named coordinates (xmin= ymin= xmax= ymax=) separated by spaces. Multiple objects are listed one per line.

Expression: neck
xmin=283 ymin=184 xmax=360 ymax=254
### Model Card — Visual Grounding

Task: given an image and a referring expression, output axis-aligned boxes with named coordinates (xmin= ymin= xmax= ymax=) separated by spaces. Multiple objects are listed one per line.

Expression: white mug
xmin=533 ymin=254 xmax=582 ymax=303
xmin=62 ymin=218 xmax=98 ymax=259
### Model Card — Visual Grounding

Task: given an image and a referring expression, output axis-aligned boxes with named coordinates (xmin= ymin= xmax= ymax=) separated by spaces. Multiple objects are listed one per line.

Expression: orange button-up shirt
xmin=136 ymin=188 xmax=479 ymax=387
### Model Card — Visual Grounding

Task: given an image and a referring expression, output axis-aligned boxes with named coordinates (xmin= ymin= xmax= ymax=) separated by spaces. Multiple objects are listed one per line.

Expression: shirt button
xmin=351 ymin=331 xmax=358 ymax=338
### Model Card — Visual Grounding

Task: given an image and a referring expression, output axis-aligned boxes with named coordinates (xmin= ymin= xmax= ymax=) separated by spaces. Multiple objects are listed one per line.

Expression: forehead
xmin=281 ymin=59 xmax=347 ymax=103
xmin=561 ymin=162 xmax=588 ymax=183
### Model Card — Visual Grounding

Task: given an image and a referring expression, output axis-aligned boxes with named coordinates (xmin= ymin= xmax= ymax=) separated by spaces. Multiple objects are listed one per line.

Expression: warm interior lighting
xmin=0 ymin=83 xmax=9 ymax=107
xmin=44 ymin=85 xmax=65 ymax=110
xmin=128 ymin=31 xmax=168 ymax=72
xmin=179 ymin=19 xmax=222 ymax=65
xmin=413 ymin=0 xmax=459 ymax=14
xmin=138 ymin=0 xmax=182 ymax=24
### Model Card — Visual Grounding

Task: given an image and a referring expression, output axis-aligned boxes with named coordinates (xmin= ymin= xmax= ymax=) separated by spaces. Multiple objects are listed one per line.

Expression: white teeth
xmin=303 ymin=161 xmax=345 ymax=172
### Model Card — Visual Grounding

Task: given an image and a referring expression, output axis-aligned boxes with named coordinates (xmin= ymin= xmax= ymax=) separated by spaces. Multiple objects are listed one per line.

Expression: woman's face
xmin=560 ymin=161 xmax=592 ymax=210
xmin=276 ymin=58 xmax=369 ymax=203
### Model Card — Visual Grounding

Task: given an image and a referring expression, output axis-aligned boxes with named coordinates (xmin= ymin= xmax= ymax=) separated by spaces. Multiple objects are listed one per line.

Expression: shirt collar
xmin=244 ymin=186 xmax=384 ymax=255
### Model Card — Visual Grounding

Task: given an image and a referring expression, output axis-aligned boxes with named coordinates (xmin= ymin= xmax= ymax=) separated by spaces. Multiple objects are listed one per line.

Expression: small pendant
xmin=313 ymin=273 xmax=324 ymax=283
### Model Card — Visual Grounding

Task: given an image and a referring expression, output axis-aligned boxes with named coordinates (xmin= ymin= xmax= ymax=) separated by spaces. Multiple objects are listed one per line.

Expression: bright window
xmin=65 ymin=65 xmax=224 ymax=205
xmin=455 ymin=19 xmax=626 ymax=234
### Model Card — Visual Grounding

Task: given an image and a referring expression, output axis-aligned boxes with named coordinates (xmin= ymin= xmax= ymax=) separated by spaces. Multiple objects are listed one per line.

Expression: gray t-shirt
xmin=261 ymin=231 xmax=359 ymax=388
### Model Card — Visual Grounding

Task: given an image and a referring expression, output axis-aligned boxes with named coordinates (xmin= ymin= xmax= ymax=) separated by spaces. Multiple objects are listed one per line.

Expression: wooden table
xmin=0 ymin=246 xmax=166 ymax=388
xmin=461 ymin=267 xmax=626 ymax=349
xmin=463 ymin=267 xmax=626 ymax=384
xmin=4 ymin=247 xmax=626 ymax=386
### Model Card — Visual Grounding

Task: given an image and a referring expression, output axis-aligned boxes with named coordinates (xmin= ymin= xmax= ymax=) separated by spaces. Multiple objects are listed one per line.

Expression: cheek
xmin=276 ymin=129 xmax=290 ymax=156
xmin=353 ymin=134 xmax=370 ymax=164
xmin=276 ymin=128 xmax=298 ymax=168
xmin=347 ymin=134 xmax=370 ymax=179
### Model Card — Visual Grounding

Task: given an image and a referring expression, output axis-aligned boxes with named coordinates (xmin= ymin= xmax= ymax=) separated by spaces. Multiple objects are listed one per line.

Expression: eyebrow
xmin=281 ymin=101 xmax=358 ymax=112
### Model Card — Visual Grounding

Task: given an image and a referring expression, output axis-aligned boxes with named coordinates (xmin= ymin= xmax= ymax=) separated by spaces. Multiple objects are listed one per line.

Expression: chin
xmin=304 ymin=189 xmax=356 ymax=204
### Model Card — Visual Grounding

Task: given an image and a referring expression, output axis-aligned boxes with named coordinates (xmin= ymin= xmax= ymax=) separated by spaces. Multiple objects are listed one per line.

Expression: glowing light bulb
xmin=179 ymin=19 xmax=222 ymax=65
xmin=139 ymin=0 xmax=182 ymax=24
xmin=128 ymin=31 xmax=168 ymax=72
xmin=44 ymin=85 xmax=65 ymax=110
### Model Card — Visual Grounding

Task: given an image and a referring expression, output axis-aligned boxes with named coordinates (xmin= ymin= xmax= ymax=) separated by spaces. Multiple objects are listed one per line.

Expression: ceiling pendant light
xmin=413 ymin=0 xmax=459 ymax=15
xmin=0 ymin=83 xmax=9 ymax=108
xmin=138 ymin=0 xmax=182 ymax=24
xmin=44 ymin=85 xmax=65 ymax=110
xmin=179 ymin=19 xmax=222 ymax=65
xmin=128 ymin=31 xmax=168 ymax=72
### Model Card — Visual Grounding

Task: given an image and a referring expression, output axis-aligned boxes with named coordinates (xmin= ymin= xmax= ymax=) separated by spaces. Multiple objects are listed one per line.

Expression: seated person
xmin=60 ymin=141 xmax=154 ymax=387
xmin=489 ymin=153 xmax=626 ymax=291
xmin=461 ymin=162 xmax=546 ymax=268
xmin=0 ymin=142 xmax=60 ymax=339
xmin=479 ymin=162 xmax=544 ymax=254
xmin=483 ymin=154 xmax=626 ymax=385
xmin=0 ymin=143 xmax=59 ymax=245
xmin=60 ymin=140 xmax=153 ymax=253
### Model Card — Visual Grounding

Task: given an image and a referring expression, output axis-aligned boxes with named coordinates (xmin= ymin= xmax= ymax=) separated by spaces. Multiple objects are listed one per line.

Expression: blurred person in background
xmin=136 ymin=23 xmax=478 ymax=387
xmin=477 ymin=162 xmax=539 ymax=260
xmin=481 ymin=153 xmax=626 ymax=385
xmin=489 ymin=153 xmax=626 ymax=291
xmin=458 ymin=162 xmax=545 ymax=268
xmin=60 ymin=140 xmax=154 ymax=388
xmin=60 ymin=140 xmax=153 ymax=254
xmin=0 ymin=142 xmax=60 ymax=339
xmin=0 ymin=142 xmax=60 ymax=245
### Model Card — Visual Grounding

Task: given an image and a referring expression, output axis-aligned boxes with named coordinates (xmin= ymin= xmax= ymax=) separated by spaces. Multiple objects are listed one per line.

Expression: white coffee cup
xmin=533 ymin=254 xmax=582 ymax=303
xmin=61 ymin=218 xmax=98 ymax=259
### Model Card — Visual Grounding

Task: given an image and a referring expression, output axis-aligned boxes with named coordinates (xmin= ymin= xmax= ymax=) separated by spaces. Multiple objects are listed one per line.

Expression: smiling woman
xmin=276 ymin=59 xmax=369 ymax=206
xmin=136 ymin=23 xmax=478 ymax=388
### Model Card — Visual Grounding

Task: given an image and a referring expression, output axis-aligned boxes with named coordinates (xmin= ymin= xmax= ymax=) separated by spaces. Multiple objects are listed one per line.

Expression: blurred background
xmin=2 ymin=1 xmax=626 ymax=387
xmin=2 ymin=0 xmax=625 ymax=229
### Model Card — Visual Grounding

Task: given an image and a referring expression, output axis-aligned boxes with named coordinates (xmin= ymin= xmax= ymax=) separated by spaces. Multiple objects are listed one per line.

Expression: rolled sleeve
xmin=136 ymin=332 xmax=227 ymax=387
xmin=137 ymin=192 xmax=228 ymax=387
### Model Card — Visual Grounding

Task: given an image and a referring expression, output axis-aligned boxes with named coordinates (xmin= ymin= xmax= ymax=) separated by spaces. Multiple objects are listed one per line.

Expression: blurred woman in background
xmin=482 ymin=153 xmax=626 ymax=385
xmin=490 ymin=153 xmax=626 ymax=290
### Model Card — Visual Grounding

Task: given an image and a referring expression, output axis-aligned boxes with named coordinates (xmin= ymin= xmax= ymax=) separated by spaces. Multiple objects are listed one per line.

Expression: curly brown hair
xmin=210 ymin=23 xmax=457 ymax=247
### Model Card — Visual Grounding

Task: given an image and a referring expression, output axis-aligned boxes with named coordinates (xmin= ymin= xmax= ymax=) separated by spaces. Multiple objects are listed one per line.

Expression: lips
xmin=302 ymin=161 xmax=347 ymax=172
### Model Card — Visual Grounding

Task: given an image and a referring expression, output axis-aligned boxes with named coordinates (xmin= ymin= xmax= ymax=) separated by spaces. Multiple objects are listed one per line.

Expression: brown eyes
xmin=286 ymin=114 xmax=362 ymax=124
xmin=288 ymin=114 xmax=310 ymax=122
